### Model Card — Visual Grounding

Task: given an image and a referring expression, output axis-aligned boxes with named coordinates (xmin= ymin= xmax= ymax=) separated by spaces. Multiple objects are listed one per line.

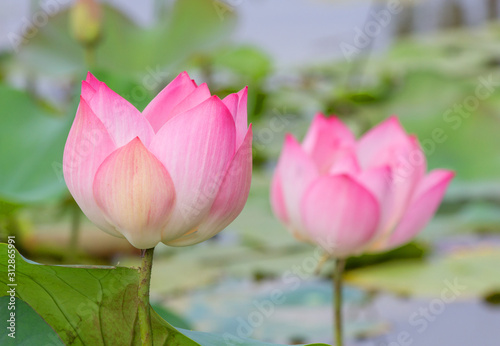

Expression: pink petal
xmin=328 ymin=148 xmax=361 ymax=175
xmin=389 ymin=134 xmax=427 ymax=182
xmin=355 ymin=166 xmax=393 ymax=237
xmin=167 ymin=82 xmax=211 ymax=120
xmin=81 ymin=80 xmax=96 ymax=101
xmin=223 ymin=87 xmax=248 ymax=149
xmin=357 ymin=116 xmax=412 ymax=169
xmin=166 ymin=126 xmax=253 ymax=246
xmin=381 ymin=136 xmax=427 ymax=233
xmin=85 ymin=71 xmax=101 ymax=89
xmin=222 ymin=93 xmax=238 ymax=118
xmin=93 ymin=138 xmax=176 ymax=249
xmin=270 ymin=171 xmax=290 ymax=225
xmin=63 ymin=97 xmax=120 ymax=237
xmin=149 ymin=96 xmax=236 ymax=242
xmin=87 ymin=79 xmax=154 ymax=148
xmin=277 ymin=134 xmax=319 ymax=236
xmin=300 ymin=175 xmax=380 ymax=258
xmin=383 ymin=170 xmax=454 ymax=250
xmin=357 ymin=117 xmax=426 ymax=239
xmin=302 ymin=113 xmax=356 ymax=173
xmin=143 ymin=71 xmax=197 ymax=132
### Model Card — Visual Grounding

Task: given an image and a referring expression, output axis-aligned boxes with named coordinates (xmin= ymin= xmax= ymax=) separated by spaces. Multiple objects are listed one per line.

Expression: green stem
xmin=334 ymin=258 xmax=346 ymax=346
xmin=138 ymin=248 xmax=155 ymax=345
xmin=84 ymin=45 xmax=96 ymax=69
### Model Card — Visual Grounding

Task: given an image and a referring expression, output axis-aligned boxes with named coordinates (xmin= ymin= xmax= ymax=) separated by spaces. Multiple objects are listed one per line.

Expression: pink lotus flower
xmin=270 ymin=114 xmax=453 ymax=258
xmin=63 ymin=72 xmax=252 ymax=249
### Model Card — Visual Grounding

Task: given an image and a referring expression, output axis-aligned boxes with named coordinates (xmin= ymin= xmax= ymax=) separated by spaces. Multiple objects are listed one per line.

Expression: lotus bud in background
xmin=270 ymin=114 xmax=453 ymax=258
xmin=70 ymin=0 xmax=103 ymax=47
xmin=63 ymin=71 xmax=252 ymax=249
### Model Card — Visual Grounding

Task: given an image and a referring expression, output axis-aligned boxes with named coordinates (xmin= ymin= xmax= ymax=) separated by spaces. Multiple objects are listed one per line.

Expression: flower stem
xmin=84 ymin=45 xmax=95 ymax=69
xmin=333 ymin=258 xmax=346 ymax=346
xmin=138 ymin=247 xmax=155 ymax=345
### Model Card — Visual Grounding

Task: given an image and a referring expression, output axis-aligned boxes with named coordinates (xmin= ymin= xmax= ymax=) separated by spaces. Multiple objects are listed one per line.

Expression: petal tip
xmin=85 ymin=71 xmax=101 ymax=86
xmin=376 ymin=115 xmax=402 ymax=130
xmin=388 ymin=114 xmax=400 ymax=123
xmin=284 ymin=133 xmax=298 ymax=145
xmin=239 ymin=86 xmax=249 ymax=95
xmin=435 ymin=169 xmax=456 ymax=182
xmin=444 ymin=169 xmax=456 ymax=177
xmin=130 ymin=136 xmax=143 ymax=145
xmin=78 ymin=95 xmax=90 ymax=107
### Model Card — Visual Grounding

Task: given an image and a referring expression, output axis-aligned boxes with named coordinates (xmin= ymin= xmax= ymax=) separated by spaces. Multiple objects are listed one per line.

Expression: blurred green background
xmin=1 ymin=0 xmax=500 ymax=345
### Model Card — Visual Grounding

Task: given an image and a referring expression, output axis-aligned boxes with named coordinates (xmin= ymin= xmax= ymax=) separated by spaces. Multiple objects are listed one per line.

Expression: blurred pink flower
xmin=63 ymin=72 xmax=252 ymax=249
xmin=270 ymin=114 xmax=453 ymax=258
